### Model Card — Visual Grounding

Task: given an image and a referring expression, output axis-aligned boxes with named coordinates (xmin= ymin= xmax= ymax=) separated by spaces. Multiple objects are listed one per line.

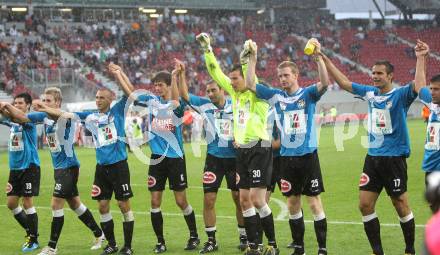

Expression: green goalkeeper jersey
xmin=204 ymin=51 xmax=269 ymax=144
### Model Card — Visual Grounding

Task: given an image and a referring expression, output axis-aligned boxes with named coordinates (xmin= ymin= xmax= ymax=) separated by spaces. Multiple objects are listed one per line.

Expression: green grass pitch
xmin=0 ymin=120 xmax=433 ymax=254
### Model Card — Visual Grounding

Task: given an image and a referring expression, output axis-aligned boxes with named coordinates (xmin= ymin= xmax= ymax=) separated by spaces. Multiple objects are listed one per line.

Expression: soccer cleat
xmin=262 ymin=245 xmax=280 ymax=255
xmin=38 ymin=246 xmax=57 ymax=255
xmin=244 ymin=247 xmax=262 ymax=255
xmin=199 ymin=240 xmax=218 ymax=254
xmin=153 ymin=243 xmax=167 ymax=254
xmin=100 ymin=244 xmax=118 ymax=255
xmin=318 ymin=248 xmax=327 ymax=255
xmin=290 ymin=246 xmax=305 ymax=255
xmin=184 ymin=237 xmax=200 ymax=250
xmin=119 ymin=246 xmax=134 ymax=255
xmin=22 ymin=240 xmax=39 ymax=252
xmin=91 ymin=234 xmax=106 ymax=250
xmin=238 ymin=236 xmax=248 ymax=251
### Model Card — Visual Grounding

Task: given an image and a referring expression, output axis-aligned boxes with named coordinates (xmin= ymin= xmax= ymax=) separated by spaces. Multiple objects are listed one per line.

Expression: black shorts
xmin=359 ymin=155 xmax=407 ymax=197
xmin=268 ymin=156 xmax=281 ymax=192
xmin=148 ymin=154 xmax=187 ymax=192
xmin=236 ymin=140 xmax=272 ymax=189
xmin=203 ymin=154 xmax=238 ymax=193
xmin=92 ymin=160 xmax=133 ymax=201
xmin=53 ymin=166 xmax=80 ymax=199
xmin=6 ymin=164 xmax=40 ymax=197
xmin=280 ymin=151 xmax=324 ymax=196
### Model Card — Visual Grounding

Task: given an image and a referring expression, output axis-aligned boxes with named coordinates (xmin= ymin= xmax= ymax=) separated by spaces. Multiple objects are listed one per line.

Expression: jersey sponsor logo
xmin=151 ymin=117 xmax=176 ymax=132
xmin=280 ymin=179 xmax=292 ymax=193
xmin=148 ymin=175 xmax=157 ymax=188
xmin=91 ymin=185 xmax=101 ymax=197
xmin=235 ymin=172 xmax=240 ymax=185
xmin=5 ymin=182 xmax=12 ymax=193
xmin=203 ymin=171 xmax=217 ymax=184
xmin=359 ymin=173 xmax=370 ymax=187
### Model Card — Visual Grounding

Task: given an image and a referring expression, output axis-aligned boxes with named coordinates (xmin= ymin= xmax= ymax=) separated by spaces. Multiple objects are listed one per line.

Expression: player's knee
xmin=204 ymin=198 xmax=215 ymax=210
xmin=175 ymin=198 xmax=188 ymax=209
xmin=117 ymin=200 xmax=130 ymax=212
xmin=358 ymin=201 xmax=374 ymax=214
xmin=391 ymin=196 xmax=409 ymax=211
xmin=6 ymin=201 xmax=17 ymax=210
xmin=22 ymin=197 xmax=33 ymax=209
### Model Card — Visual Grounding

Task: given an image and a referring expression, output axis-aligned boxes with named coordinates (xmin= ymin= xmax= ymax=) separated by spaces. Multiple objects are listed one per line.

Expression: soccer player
xmin=3 ymin=87 xmax=105 ymax=255
xmin=321 ymin=42 xmax=424 ymax=255
xmin=197 ymin=33 xmax=278 ymax=255
xmin=413 ymin=41 xmax=440 ymax=208
xmin=33 ymin=73 xmax=135 ymax=255
xmin=246 ymin=39 xmax=330 ymax=255
xmin=111 ymin=62 xmax=200 ymax=253
xmin=266 ymin=108 xmax=281 ymax=203
xmin=0 ymin=93 xmax=40 ymax=252
xmin=175 ymin=59 xmax=247 ymax=253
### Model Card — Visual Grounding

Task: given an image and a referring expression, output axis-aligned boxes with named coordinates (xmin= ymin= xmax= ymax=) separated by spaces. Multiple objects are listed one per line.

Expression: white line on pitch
xmin=0 ymin=205 xmax=426 ymax=228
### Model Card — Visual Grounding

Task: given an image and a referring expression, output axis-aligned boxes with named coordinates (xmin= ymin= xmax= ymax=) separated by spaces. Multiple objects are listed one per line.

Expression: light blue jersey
xmin=0 ymin=120 xmax=40 ymax=170
xmin=76 ymin=96 xmax=128 ymax=165
xmin=188 ymin=94 xmax=236 ymax=158
xmin=351 ymin=82 xmax=417 ymax=157
xmin=27 ymin=112 xmax=79 ymax=169
xmin=137 ymin=94 xmax=185 ymax=158
xmin=419 ymin=87 xmax=440 ymax=171
xmin=256 ymin=84 xmax=323 ymax=156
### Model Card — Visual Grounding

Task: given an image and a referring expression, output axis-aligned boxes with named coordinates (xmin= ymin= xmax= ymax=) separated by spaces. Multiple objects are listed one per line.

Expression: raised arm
xmin=32 ymin=100 xmax=75 ymax=119
xmin=310 ymin=39 xmax=330 ymax=93
xmin=170 ymin=59 xmax=182 ymax=107
xmin=175 ymin=59 xmax=190 ymax=102
xmin=109 ymin=63 xmax=135 ymax=98
xmin=0 ymin=102 xmax=30 ymax=123
xmin=245 ymin=40 xmax=258 ymax=93
xmin=414 ymin=39 xmax=430 ymax=94
xmin=321 ymin=53 xmax=353 ymax=93
xmin=196 ymin=33 xmax=234 ymax=95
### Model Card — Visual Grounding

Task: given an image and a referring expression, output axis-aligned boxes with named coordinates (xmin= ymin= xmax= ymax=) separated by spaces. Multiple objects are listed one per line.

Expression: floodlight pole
xmin=372 ymin=0 xmax=385 ymax=20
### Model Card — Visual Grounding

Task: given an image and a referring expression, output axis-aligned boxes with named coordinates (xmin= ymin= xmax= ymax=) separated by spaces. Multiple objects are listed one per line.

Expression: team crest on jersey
xmin=214 ymin=110 xmax=221 ymax=119
xmin=235 ymin=173 xmax=240 ymax=185
xmin=280 ymin=179 xmax=292 ymax=193
xmin=5 ymin=182 xmax=12 ymax=193
xmin=297 ymin=99 xmax=305 ymax=109
xmin=386 ymin=101 xmax=393 ymax=109
xmin=148 ymin=176 xmax=157 ymax=188
xmin=203 ymin=171 xmax=217 ymax=184
xmin=359 ymin=173 xmax=370 ymax=187
xmin=91 ymin=185 xmax=101 ymax=197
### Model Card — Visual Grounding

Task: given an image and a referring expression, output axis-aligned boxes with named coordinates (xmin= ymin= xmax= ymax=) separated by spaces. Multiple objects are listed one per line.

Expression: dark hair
xmin=431 ymin=74 xmax=440 ymax=84
xmin=205 ymin=79 xmax=221 ymax=89
xmin=152 ymin=71 xmax=172 ymax=86
xmin=229 ymin=64 xmax=244 ymax=77
xmin=14 ymin=93 xmax=32 ymax=105
xmin=373 ymin=60 xmax=394 ymax=74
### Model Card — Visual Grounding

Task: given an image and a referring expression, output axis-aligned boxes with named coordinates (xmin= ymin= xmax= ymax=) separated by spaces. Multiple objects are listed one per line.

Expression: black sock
xmin=184 ymin=211 xmax=198 ymax=238
xmin=255 ymin=213 xmax=263 ymax=245
xmin=400 ymin=218 xmax=415 ymax=254
xmin=13 ymin=210 xmax=30 ymax=235
xmin=244 ymin=214 xmax=259 ymax=249
xmin=205 ymin=227 xmax=216 ymax=241
xmin=151 ymin=210 xmax=164 ymax=243
xmin=289 ymin=216 xmax=305 ymax=250
xmin=260 ymin=213 xmax=276 ymax=245
xmin=27 ymin=212 xmax=39 ymax=243
xmin=79 ymin=209 xmax=103 ymax=238
xmin=100 ymin=219 xmax=116 ymax=247
xmin=123 ymin=221 xmax=134 ymax=248
xmin=363 ymin=217 xmax=383 ymax=255
xmin=314 ymin=218 xmax=327 ymax=250
xmin=238 ymin=224 xmax=247 ymax=239
xmin=48 ymin=216 xmax=64 ymax=249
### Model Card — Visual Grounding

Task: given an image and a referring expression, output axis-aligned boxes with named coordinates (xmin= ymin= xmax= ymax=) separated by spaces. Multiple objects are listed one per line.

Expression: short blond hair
xmin=44 ymin=87 xmax=63 ymax=103
xmin=277 ymin=61 xmax=299 ymax=75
